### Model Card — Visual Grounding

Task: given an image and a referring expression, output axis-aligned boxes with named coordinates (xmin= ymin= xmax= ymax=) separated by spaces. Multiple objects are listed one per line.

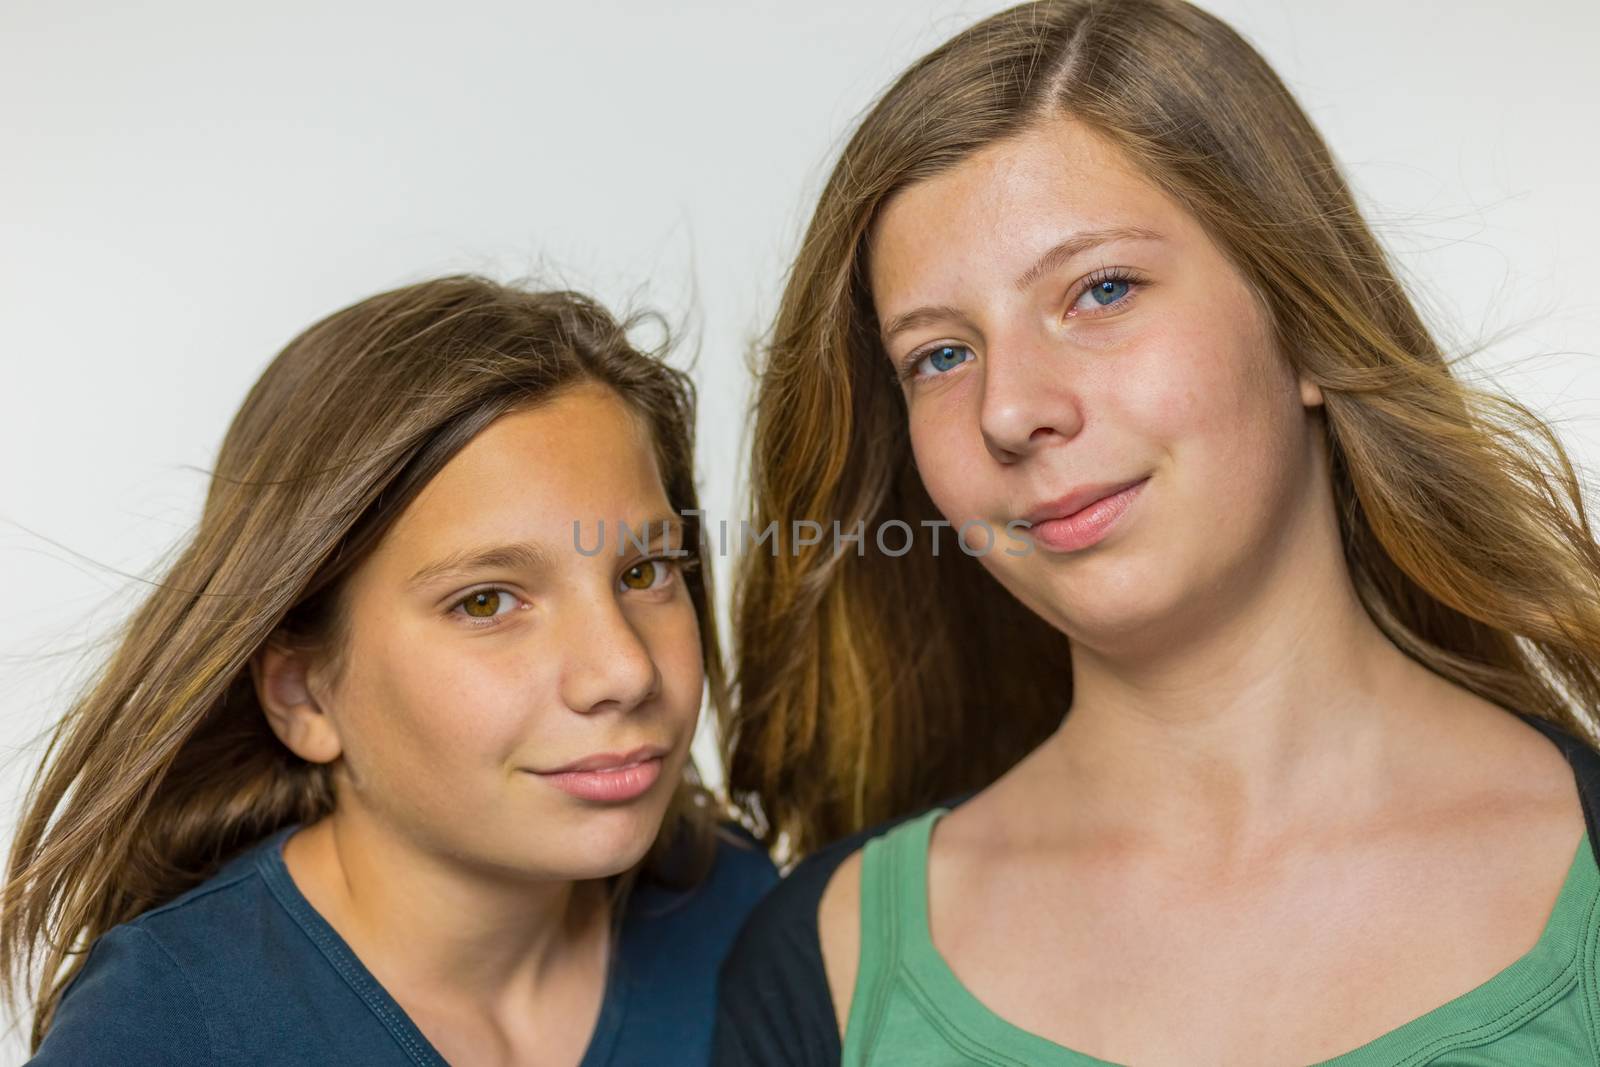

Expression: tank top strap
xmin=845 ymin=807 xmax=948 ymax=1060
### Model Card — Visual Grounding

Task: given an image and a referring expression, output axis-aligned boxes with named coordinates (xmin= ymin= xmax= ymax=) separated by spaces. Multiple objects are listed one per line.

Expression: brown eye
xmin=620 ymin=560 xmax=661 ymax=591
xmin=458 ymin=590 xmax=512 ymax=619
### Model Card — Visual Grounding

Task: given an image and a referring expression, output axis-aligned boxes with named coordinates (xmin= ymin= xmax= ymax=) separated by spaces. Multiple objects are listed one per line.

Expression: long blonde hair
xmin=2 ymin=276 xmax=725 ymax=1048
xmin=725 ymin=0 xmax=1600 ymax=856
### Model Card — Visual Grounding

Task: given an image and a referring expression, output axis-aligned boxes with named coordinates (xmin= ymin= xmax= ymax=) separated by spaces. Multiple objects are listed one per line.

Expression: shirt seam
xmin=126 ymin=924 xmax=222 ymax=1062
xmin=863 ymin=818 xmax=1599 ymax=1066
xmin=1383 ymin=961 xmax=1579 ymax=1066
xmin=254 ymin=850 xmax=443 ymax=1066
xmin=1584 ymin=860 xmax=1600 ymax=1063
xmin=128 ymin=864 xmax=258 ymax=924
xmin=855 ymin=835 xmax=896 ymax=1065
xmin=902 ymin=963 xmax=1053 ymax=1067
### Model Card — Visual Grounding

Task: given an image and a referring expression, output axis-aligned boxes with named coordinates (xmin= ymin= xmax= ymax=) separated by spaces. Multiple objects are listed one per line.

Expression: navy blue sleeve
xmin=713 ymin=825 xmax=781 ymax=900
xmin=30 ymin=924 xmax=215 ymax=1065
xmin=712 ymin=800 xmax=970 ymax=1067
xmin=712 ymin=835 xmax=856 ymax=1067
xmin=598 ymin=825 xmax=780 ymax=1065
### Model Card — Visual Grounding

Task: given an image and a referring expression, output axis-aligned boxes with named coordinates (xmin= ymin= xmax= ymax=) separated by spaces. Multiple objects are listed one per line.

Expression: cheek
xmin=908 ymin=408 xmax=991 ymax=523
xmin=638 ymin=599 xmax=704 ymax=719
xmin=1125 ymin=311 xmax=1306 ymax=515
xmin=337 ymin=618 xmax=546 ymax=780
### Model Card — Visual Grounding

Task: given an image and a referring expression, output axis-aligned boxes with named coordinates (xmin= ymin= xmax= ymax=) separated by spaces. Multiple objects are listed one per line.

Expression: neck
xmin=1041 ymin=449 xmax=1447 ymax=851
xmin=284 ymin=807 xmax=608 ymax=1013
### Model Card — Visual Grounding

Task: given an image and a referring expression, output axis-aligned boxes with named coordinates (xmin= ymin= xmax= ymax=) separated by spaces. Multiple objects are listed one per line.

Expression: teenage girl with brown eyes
xmin=3 ymin=276 xmax=776 ymax=1065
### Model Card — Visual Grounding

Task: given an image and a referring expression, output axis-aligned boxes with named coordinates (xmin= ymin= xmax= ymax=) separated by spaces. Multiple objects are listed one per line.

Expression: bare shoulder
xmin=1429 ymin=697 xmax=1585 ymax=808
xmin=816 ymin=848 xmax=864 ymax=1039
xmin=1491 ymin=707 xmax=1591 ymax=835
xmin=1406 ymin=696 xmax=1589 ymax=890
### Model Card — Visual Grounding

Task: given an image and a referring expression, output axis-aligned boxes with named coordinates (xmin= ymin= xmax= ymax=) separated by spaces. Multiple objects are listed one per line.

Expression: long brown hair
xmin=725 ymin=0 xmax=1600 ymax=856
xmin=2 ymin=275 xmax=725 ymax=1048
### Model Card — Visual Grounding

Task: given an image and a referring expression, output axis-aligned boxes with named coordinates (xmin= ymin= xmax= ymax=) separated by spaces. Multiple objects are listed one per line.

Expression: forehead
xmin=378 ymin=383 xmax=668 ymax=564
xmin=868 ymin=117 xmax=1187 ymax=296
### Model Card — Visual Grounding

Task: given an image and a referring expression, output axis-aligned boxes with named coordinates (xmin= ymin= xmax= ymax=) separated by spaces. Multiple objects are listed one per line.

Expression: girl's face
xmin=868 ymin=116 xmax=1325 ymax=651
xmin=285 ymin=382 xmax=703 ymax=881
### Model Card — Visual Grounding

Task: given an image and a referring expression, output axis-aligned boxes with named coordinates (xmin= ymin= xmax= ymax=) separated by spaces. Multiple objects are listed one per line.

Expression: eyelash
xmin=896 ymin=266 xmax=1147 ymax=382
xmin=1070 ymin=266 xmax=1146 ymax=317
xmin=447 ymin=553 xmax=700 ymax=629
xmin=618 ymin=552 xmax=699 ymax=596
xmin=449 ymin=586 xmax=526 ymax=628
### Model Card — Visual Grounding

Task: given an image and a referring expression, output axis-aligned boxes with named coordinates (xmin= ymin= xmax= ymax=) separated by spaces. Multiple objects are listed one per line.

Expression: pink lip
xmin=543 ymin=745 xmax=668 ymax=775
xmin=532 ymin=745 xmax=668 ymax=803
xmin=1022 ymin=476 xmax=1149 ymax=553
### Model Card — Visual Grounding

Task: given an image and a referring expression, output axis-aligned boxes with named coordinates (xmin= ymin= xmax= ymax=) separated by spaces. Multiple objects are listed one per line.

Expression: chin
xmin=540 ymin=799 xmax=672 ymax=881
xmin=994 ymin=550 xmax=1172 ymax=633
xmin=1068 ymin=581 xmax=1228 ymax=660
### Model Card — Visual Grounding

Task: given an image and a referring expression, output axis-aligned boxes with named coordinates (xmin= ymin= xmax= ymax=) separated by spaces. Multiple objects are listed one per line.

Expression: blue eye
xmin=1089 ymin=279 xmax=1129 ymax=305
xmin=1069 ymin=272 xmax=1139 ymax=315
xmin=908 ymin=344 xmax=972 ymax=378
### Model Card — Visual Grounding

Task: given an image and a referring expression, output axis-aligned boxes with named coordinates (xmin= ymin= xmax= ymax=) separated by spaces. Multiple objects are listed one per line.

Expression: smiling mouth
xmin=1024 ymin=476 xmax=1149 ymax=553
xmin=538 ymin=745 xmax=668 ymax=775
xmin=528 ymin=745 xmax=669 ymax=804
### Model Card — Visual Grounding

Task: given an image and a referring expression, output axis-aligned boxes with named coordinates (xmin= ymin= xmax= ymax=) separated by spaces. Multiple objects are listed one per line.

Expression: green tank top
xmin=842 ymin=807 xmax=1600 ymax=1066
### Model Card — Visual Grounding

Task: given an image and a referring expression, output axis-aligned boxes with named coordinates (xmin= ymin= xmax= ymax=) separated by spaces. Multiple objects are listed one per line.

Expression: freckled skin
xmin=319 ymin=382 xmax=703 ymax=882
xmin=870 ymin=115 xmax=1322 ymax=655
xmin=825 ymin=116 xmax=1588 ymax=1066
xmin=250 ymin=381 xmax=708 ymax=1065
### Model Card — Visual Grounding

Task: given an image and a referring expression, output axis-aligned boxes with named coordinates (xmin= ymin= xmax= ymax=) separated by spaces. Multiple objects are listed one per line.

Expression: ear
xmin=251 ymin=636 xmax=343 ymax=764
xmin=1298 ymin=374 xmax=1324 ymax=409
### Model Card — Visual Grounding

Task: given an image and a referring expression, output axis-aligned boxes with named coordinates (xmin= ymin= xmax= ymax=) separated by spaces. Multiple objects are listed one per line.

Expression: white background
xmin=2 ymin=0 xmax=1597 ymax=1055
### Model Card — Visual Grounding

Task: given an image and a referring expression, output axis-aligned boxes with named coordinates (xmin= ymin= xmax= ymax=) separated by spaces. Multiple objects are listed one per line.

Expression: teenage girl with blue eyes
xmin=1 ymin=276 xmax=775 ymax=1065
xmin=717 ymin=1 xmax=1600 ymax=1064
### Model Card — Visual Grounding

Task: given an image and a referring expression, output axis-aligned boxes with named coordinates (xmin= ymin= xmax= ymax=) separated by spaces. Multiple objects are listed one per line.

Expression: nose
xmin=978 ymin=333 xmax=1085 ymax=463
xmin=557 ymin=595 xmax=661 ymax=716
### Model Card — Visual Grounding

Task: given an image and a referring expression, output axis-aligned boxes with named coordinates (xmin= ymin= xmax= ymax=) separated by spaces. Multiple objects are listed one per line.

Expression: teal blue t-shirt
xmin=31 ymin=825 xmax=777 ymax=1066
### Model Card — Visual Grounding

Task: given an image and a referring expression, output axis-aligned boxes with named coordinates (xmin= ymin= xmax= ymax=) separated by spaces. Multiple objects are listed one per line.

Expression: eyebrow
xmin=1012 ymin=226 xmax=1166 ymax=292
xmin=879 ymin=304 xmax=975 ymax=347
xmin=878 ymin=226 xmax=1166 ymax=345
xmin=407 ymin=541 xmax=559 ymax=590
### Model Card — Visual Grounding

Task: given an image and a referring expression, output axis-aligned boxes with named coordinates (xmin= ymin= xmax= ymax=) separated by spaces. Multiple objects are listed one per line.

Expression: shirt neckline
xmin=252 ymin=824 xmax=626 ymax=1067
xmin=888 ymin=805 xmax=1597 ymax=1067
